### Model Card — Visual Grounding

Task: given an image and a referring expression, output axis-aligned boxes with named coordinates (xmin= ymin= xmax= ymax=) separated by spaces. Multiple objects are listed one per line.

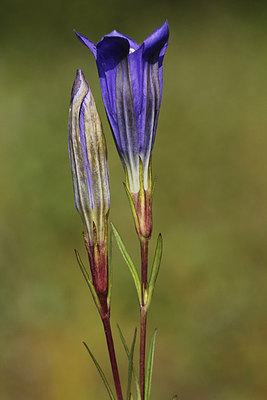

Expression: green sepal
xmin=145 ymin=329 xmax=157 ymax=400
xmin=146 ymin=234 xmax=163 ymax=309
xmin=126 ymin=328 xmax=137 ymax=400
xmin=147 ymin=157 xmax=153 ymax=193
xmin=123 ymin=182 xmax=139 ymax=231
xmin=83 ymin=341 xmax=115 ymax=400
xmin=138 ymin=156 xmax=145 ymax=197
xmin=74 ymin=249 xmax=101 ymax=311
xmin=117 ymin=324 xmax=141 ymax=400
xmin=107 ymin=231 xmax=113 ymax=307
xmin=111 ymin=223 xmax=142 ymax=305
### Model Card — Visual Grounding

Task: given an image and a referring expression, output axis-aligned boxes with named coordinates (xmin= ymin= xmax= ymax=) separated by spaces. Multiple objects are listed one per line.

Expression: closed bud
xmin=68 ymin=69 xmax=110 ymax=295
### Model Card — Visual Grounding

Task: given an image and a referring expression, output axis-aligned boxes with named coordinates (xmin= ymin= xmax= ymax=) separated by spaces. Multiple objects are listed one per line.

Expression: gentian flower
xmin=75 ymin=22 xmax=169 ymax=239
xmin=68 ymin=69 xmax=110 ymax=296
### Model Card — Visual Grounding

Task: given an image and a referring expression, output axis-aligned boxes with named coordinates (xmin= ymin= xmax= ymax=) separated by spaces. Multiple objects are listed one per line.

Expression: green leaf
xmin=107 ymin=231 xmax=113 ymax=307
xmin=83 ymin=341 xmax=115 ymax=400
xmin=111 ymin=223 xmax=142 ymax=305
xmin=117 ymin=324 xmax=141 ymax=400
xmin=146 ymin=234 xmax=163 ymax=308
xmin=172 ymin=396 xmax=178 ymax=400
xmin=145 ymin=329 xmax=157 ymax=400
xmin=75 ymin=250 xmax=101 ymax=311
xmin=126 ymin=328 xmax=137 ymax=400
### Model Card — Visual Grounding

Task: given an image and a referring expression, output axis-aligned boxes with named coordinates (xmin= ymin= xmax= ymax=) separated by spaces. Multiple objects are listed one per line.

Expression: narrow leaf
xmin=111 ymin=223 xmax=142 ymax=305
xmin=83 ymin=342 xmax=115 ymax=400
xmin=145 ymin=329 xmax=157 ymax=400
xmin=107 ymin=231 xmax=113 ymax=307
xmin=146 ymin=234 xmax=163 ymax=308
xmin=126 ymin=328 xmax=137 ymax=400
xmin=75 ymin=250 xmax=101 ymax=311
xmin=117 ymin=324 xmax=141 ymax=400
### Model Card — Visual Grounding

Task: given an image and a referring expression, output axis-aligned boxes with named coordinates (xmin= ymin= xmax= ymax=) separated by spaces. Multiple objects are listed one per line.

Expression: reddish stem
xmin=102 ymin=317 xmax=123 ymax=400
xmin=140 ymin=306 xmax=147 ymax=400
xmin=140 ymin=239 xmax=149 ymax=400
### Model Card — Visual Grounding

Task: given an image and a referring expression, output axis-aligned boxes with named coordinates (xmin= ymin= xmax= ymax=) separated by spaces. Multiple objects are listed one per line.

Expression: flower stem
xmin=140 ymin=238 xmax=149 ymax=400
xmin=102 ymin=316 xmax=123 ymax=400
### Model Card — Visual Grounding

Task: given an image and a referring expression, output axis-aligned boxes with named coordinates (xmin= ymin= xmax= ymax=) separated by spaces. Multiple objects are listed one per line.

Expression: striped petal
xmin=75 ymin=21 xmax=169 ymax=193
xmin=68 ymin=69 xmax=110 ymax=244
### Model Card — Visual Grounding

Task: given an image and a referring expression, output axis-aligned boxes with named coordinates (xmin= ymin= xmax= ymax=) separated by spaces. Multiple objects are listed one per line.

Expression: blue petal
xmin=96 ymin=37 xmax=130 ymax=153
xmin=74 ymin=30 xmax=97 ymax=57
xmin=143 ymin=20 xmax=169 ymax=62
xmin=129 ymin=21 xmax=169 ymax=163
xmin=144 ymin=21 xmax=169 ymax=103
xmin=74 ymin=23 xmax=169 ymax=193
xmin=128 ymin=46 xmax=144 ymax=120
xmin=115 ymin=57 xmax=139 ymax=175
xmin=104 ymin=30 xmax=139 ymax=51
xmin=97 ymin=36 xmax=129 ymax=71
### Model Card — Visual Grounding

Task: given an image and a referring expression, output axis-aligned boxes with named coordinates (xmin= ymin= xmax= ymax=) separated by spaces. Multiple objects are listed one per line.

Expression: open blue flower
xmin=75 ymin=21 xmax=169 ymax=195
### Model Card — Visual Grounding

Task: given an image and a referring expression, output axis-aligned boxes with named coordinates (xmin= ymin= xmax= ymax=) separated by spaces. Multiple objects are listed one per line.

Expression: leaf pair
xmin=76 ymin=224 xmax=162 ymax=311
xmin=118 ymin=326 xmax=158 ymax=400
xmin=111 ymin=224 xmax=163 ymax=309
xmin=84 ymin=326 xmax=175 ymax=400
xmin=83 ymin=326 xmax=139 ymax=400
xmin=75 ymin=231 xmax=113 ymax=313
xmin=117 ymin=325 xmax=141 ymax=400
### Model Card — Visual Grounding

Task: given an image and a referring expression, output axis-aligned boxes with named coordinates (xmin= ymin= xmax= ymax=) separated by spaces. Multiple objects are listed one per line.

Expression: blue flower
xmin=75 ymin=22 xmax=169 ymax=196
xmin=68 ymin=69 xmax=110 ymax=293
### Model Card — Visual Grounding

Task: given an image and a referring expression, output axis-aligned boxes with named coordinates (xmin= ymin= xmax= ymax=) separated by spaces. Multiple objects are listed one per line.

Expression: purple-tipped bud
xmin=68 ymin=69 xmax=110 ymax=294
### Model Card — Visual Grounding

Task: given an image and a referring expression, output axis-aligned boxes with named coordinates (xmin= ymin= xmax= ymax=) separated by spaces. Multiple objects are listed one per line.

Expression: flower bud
xmin=68 ymin=69 xmax=110 ymax=294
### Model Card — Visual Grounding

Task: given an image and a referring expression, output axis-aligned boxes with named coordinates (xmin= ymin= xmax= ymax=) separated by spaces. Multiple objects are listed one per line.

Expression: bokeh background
xmin=0 ymin=0 xmax=266 ymax=399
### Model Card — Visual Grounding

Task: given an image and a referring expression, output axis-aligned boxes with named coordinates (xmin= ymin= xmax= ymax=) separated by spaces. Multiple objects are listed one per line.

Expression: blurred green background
xmin=0 ymin=0 xmax=266 ymax=399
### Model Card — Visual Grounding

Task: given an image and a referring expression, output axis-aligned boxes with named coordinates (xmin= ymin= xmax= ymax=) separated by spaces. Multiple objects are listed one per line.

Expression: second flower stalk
xmin=68 ymin=69 xmax=123 ymax=400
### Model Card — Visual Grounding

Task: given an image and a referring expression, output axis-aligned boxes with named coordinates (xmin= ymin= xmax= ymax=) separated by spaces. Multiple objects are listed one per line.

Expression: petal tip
xmin=74 ymin=30 xmax=97 ymax=57
xmin=71 ymin=69 xmax=89 ymax=102
xmin=142 ymin=21 xmax=170 ymax=60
